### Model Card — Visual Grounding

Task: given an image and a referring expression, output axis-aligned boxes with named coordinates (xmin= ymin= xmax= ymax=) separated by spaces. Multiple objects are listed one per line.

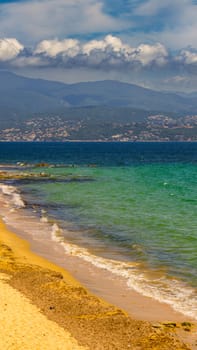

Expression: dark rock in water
xmin=35 ymin=163 xmax=50 ymax=168
xmin=0 ymin=171 xmax=95 ymax=185
xmin=15 ymin=176 xmax=95 ymax=185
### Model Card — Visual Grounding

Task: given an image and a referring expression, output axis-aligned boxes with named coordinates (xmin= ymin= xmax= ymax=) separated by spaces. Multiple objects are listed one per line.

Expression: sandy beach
xmin=0 ymin=273 xmax=86 ymax=350
xmin=0 ymin=214 xmax=196 ymax=350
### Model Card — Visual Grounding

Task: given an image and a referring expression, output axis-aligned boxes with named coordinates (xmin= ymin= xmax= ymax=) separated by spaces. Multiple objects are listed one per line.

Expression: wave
xmin=51 ymin=225 xmax=197 ymax=320
xmin=1 ymin=182 xmax=196 ymax=321
xmin=0 ymin=184 xmax=25 ymax=209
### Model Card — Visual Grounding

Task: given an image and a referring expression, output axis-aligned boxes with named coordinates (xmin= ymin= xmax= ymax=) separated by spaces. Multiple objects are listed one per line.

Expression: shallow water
xmin=0 ymin=142 xmax=197 ymax=319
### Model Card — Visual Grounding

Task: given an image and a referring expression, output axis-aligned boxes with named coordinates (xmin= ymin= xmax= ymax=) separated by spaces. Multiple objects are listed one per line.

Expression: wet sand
xmin=0 ymin=219 xmax=194 ymax=350
xmin=1 ymin=198 xmax=196 ymax=324
xmin=0 ymin=211 xmax=196 ymax=349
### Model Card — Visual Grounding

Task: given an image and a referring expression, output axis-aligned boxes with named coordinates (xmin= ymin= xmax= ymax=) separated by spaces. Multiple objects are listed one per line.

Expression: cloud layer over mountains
xmin=1 ymin=1 xmax=197 ymax=90
xmin=0 ymin=36 xmax=197 ymax=74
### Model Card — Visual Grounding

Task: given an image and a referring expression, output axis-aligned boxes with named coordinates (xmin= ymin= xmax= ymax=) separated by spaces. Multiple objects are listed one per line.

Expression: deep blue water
xmin=0 ymin=142 xmax=197 ymax=165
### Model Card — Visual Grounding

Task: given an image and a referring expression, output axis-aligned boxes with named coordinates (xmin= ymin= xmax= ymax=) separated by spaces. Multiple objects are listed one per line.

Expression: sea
xmin=0 ymin=142 xmax=196 ymax=319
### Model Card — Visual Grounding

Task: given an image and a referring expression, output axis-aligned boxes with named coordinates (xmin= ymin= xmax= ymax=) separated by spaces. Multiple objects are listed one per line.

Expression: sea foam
xmin=51 ymin=226 xmax=197 ymax=320
xmin=0 ymin=184 xmax=25 ymax=208
xmin=1 ymin=181 xmax=196 ymax=320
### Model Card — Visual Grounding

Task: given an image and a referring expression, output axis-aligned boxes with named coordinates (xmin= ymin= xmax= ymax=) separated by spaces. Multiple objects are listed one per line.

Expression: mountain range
xmin=0 ymin=70 xmax=197 ymax=130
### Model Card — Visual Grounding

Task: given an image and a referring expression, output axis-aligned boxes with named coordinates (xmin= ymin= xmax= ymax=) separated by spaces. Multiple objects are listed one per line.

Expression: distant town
xmin=0 ymin=114 xmax=197 ymax=142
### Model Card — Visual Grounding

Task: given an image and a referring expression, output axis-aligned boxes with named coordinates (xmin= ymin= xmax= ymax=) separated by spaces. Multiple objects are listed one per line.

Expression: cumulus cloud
xmin=1 ymin=35 xmax=197 ymax=75
xmin=0 ymin=38 xmax=23 ymax=61
xmin=31 ymin=35 xmax=169 ymax=69
xmin=82 ymin=35 xmax=128 ymax=55
xmin=175 ymin=49 xmax=197 ymax=65
xmin=131 ymin=43 xmax=168 ymax=66
xmin=35 ymin=39 xmax=80 ymax=58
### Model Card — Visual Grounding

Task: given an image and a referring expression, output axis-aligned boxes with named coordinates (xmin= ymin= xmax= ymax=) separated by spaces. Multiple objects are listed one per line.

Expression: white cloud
xmin=35 ymin=39 xmax=80 ymax=58
xmin=12 ymin=56 xmax=47 ymax=68
xmin=131 ymin=43 xmax=168 ymax=66
xmin=2 ymin=34 xmax=197 ymax=80
xmin=165 ymin=76 xmax=189 ymax=83
xmin=33 ymin=36 xmax=169 ymax=68
xmin=162 ymin=74 xmax=197 ymax=91
xmin=0 ymin=0 xmax=127 ymax=43
xmin=82 ymin=35 xmax=132 ymax=55
xmin=175 ymin=49 xmax=197 ymax=65
xmin=1 ymin=0 xmax=197 ymax=53
xmin=0 ymin=36 xmax=171 ymax=69
xmin=0 ymin=38 xmax=23 ymax=61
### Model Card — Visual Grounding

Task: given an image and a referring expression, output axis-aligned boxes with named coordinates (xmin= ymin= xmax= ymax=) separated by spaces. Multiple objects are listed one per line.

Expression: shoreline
xmin=0 ymin=140 xmax=197 ymax=143
xmin=1 ymin=189 xmax=195 ymax=324
xmin=0 ymin=218 xmax=195 ymax=350
xmin=0 ymin=167 xmax=197 ymax=349
xmin=8 ymin=216 xmax=196 ymax=324
xmin=6 ymin=218 xmax=194 ymax=323
xmin=0 ymin=196 xmax=197 ymax=350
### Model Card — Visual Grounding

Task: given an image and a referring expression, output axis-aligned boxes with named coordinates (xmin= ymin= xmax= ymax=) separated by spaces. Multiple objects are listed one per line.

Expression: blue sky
xmin=0 ymin=0 xmax=197 ymax=91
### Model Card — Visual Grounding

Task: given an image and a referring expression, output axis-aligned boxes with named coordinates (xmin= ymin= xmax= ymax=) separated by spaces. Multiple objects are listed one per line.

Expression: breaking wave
xmin=0 ymin=184 xmax=25 ymax=208
xmin=51 ymin=226 xmax=197 ymax=320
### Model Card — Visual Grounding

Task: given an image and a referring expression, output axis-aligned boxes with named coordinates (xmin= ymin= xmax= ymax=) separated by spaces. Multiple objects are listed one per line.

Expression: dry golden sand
xmin=0 ymin=219 xmax=195 ymax=350
xmin=0 ymin=274 xmax=86 ymax=350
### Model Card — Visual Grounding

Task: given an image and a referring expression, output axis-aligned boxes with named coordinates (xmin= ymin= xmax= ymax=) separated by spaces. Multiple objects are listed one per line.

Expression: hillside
xmin=0 ymin=71 xmax=197 ymax=124
xmin=0 ymin=71 xmax=197 ymax=141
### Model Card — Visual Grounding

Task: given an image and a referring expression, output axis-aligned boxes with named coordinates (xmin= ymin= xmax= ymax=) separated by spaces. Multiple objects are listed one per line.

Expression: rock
xmin=162 ymin=322 xmax=177 ymax=328
xmin=49 ymin=306 xmax=55 ymax=310
xmin=181 ymin=322 xmax=192 ymax=328
xmin=183 ymin=327 xmax=191 ymax=332
xmin=35 ymin=163 xmax=50 ymax=167
xmin=152 ymin=323 xmax=163 ymax=329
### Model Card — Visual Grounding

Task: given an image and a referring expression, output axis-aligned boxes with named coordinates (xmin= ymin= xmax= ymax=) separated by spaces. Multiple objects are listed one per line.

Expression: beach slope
xmin=0 ymin=220 xmax=193 ymax=350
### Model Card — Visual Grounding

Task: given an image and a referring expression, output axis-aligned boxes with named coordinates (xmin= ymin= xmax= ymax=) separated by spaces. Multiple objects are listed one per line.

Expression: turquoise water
xmin=22 ymin=163 xmax=197 ymax=289
xmin=1 ymin=142 xmax=196 ymax=318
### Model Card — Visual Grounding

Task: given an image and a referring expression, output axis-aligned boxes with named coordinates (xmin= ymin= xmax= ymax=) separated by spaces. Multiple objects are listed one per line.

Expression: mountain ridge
xmin=0 ymin=71 xmax=197 ymax=131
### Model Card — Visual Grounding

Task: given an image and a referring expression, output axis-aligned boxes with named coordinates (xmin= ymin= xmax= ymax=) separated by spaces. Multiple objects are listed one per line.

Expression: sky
xmin=0 ymin=0 xmax=197 ymax=91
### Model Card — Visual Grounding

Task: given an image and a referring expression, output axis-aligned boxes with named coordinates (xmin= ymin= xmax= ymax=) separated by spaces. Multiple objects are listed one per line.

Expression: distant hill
xmin=0 ymin=71 xmax=197 ymax=129
xmin=0 ymin=71 xmax=197 ymax=142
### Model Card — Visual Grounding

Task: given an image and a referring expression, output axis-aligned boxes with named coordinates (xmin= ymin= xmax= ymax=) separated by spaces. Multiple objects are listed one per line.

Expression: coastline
xmin=0 ymin=175 xmax=196 ymax=324
xmin=0 ymin=218 xmax=195 ymax=350
xmin=0 ymin=180 xmax=196 ymax=349
xmin=1 ymin=186 xmax=196 ymax=324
